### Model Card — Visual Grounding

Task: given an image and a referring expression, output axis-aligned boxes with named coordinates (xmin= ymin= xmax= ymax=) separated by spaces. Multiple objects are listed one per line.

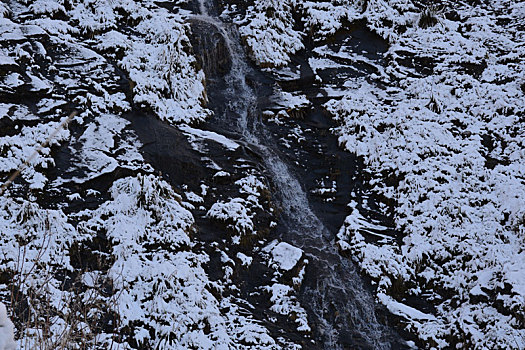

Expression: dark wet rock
xmin=445 ymin=10 xmax=461 ymax=22
xmin=394 ymin=50 xmax=436 ymax=76
xmin=126 ymin=111 xmax=205 ymax=188
xmin=188 ymin=19 xmax=232 ymax=79
xmin=276 ymin=55 xmax=316 ymax=92
xmin=0 ymin=115 xmax=16 ymax=137
xmin=326 ymin=20 xmax=388 ymax=59
xmin=458 ymin=60 xmax=487 ymax=79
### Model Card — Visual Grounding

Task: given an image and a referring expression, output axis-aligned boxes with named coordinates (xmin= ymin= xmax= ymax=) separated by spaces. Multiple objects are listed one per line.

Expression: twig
xmin=0 ymin=111 xmax=77 ymax=196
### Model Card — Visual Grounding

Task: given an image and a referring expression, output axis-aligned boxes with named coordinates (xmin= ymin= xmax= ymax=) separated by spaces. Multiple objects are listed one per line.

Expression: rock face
xmin=189 ymin=19 xmax=232 ymax=79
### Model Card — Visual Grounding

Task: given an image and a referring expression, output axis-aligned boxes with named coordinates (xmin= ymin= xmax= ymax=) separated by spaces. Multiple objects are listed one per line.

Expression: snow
xmin=0 ymin=48 xmax=17 ymax=67
xmin=36 ymin=98 xmax=67 ymax=114
xmin=378 ymin=293 xmax=436 ymax=322
xmin=207 ymin=198 xmax=255 ymax=237
xmin=235 ymin=175 xmax=265 ymax=197
xmin=30 ymin=0 xmax=65 ymax=16
xmin=0 ymin=18 xmax=25 ymax=42
xmin=207 ymin=172 xmax=271 ymax=244
xmin=270 ymin=242 xmax=303 ymax=271
xmin=181 ymin=125 xmax=240 ymax=151
xmin=234 ymin=0 xmax=525 ymax=346
xmin=324 ymin=1 xmax=525 ymax=348
xmin=214 ymin=170 xmax=231 ymax=178
xmin=236 ymin=252 xmax=253 ymax=267
xmin=271 ymin=90 xmax=310 ymax=112
xmin=261 ymin=240 xmax=310 ymax=332
xmin=0 ymin=303 xmax=16 ymax=350
xmin=1 ymin=0 xmax=522 ymax=348
xmin=0 ymin=117 xmax=70 ymax=189
xmin=266 ymin=283 xmax=311 ymax=332
xmin=0 ymin=169 xmax=280 ymax=348
xmin=236 ymin=0 xmax=363 ymax=67
xmin=0 ymin=1 xmax=286 ymax=347
xmin=74 ymin=174 xmax=277 ymax=348
xmin=237 ymin=0 xmax=303 ymax=67
xmin=36 ymin=0 xmax=211 ymax=125
xmin=74 ymin=114 xmax=127 ymax=179
xmin=302 ymin=0 xmax=361 ymax=41
xmin=117 ymin=6 xmax=210 ymax=124
xmin=3 ymin=73 xmax=23 ymax=88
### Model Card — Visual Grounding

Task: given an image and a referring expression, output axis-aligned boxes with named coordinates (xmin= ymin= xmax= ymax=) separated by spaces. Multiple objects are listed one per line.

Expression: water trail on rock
xmin=193 ymin=1 xmax=397 ymax=348
xmin=197 ymin=0 xmax=208 ymax=16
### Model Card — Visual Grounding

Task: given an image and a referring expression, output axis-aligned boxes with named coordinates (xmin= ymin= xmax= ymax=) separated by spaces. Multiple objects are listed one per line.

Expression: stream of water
xmin=194 ymin=1 xmax=402 ymax=348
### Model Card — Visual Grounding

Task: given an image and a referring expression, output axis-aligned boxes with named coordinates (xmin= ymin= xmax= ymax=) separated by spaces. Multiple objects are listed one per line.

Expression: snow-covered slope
xmin=236 ymin=0 xmax=525 ymax=348
xmin=0 ymin=0 xmax=296 ymax=348
xmin=328 ymin=1 xmax=525 ymax=348
xmin=1 ymin=0 xmax=523 ymax=348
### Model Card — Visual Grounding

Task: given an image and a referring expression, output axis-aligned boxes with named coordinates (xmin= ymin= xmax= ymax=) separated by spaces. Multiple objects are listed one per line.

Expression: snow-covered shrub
xmin=302 ymin=0 xmax=362 ymax=42
xmin=0 ymin=1 xmax=279 ymax=348
xmin=71 ymin=0 xmax=119 ymax=35
xmin=63 ymin=0 xmax=209 ymax=125
xmin=0 ymin=116 xmax=70 ymax=190
xmin=265 ymin=283 xmax=310 ymax=332
xmin=0 ymin=197 xmax=96 ymax=349
xmin=208 ymin=198 xmax=255 ymax=238
xmin=238 ymin=0 xmax=303 ymax=67
xmin=119 ymin=7 xmax=210 ymax=124
xmin=362 ymin=0 xmax=415 ymax=41
xmin=29 ymin=0 xmax=66 ymax=17
xmin=207 ymin=173 xmax=271 ymax=244
xmin=79 ymin=174 xmax=224 ymax=348
xmin=236 ymin=0 xmax=416 ymax=66
xmin=79 ymin=174 xmax=278 ymax=348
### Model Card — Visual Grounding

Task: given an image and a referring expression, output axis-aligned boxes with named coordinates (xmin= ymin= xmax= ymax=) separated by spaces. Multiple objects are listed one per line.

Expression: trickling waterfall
xmin=198 ymin=0 xmax=207 ymax=16
xmin=193 ymin=1 xmax=400 ymax=349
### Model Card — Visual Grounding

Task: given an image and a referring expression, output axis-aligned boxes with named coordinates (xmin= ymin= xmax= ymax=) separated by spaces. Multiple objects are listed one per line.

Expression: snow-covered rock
xmin=0 ymin=303 xmax=16 ymax=350
xmin=270 ymin=242 xmax=303 ymax=271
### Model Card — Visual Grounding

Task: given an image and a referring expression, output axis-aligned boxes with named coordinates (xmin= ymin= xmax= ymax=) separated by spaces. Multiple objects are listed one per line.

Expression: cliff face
xmin=0 ymin=0 xmax=523 ymax=349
